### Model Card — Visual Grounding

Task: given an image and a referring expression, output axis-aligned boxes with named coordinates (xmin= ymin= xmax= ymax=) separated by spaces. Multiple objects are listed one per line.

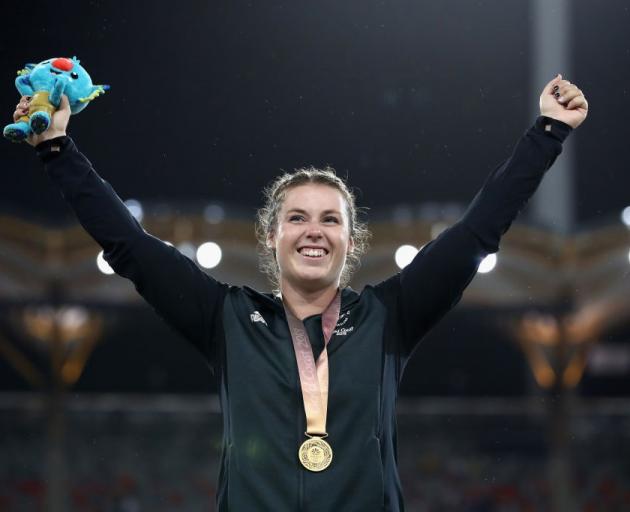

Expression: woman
xmin=13 ymin=74 xmax=587 ymax=511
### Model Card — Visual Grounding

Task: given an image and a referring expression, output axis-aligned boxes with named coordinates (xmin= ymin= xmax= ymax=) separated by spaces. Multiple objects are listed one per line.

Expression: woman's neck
xmin=280 ymin=281 xmax=339 ymax=320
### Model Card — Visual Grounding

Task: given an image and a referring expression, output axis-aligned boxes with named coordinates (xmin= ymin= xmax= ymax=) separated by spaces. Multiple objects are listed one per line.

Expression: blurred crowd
xmin=1 ymin=406 xmax=629 ymax=511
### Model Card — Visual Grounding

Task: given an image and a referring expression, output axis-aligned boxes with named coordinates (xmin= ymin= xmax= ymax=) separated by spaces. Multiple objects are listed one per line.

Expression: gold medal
xmin=285 ymin=293 xmax=340 ymax=474
xmin=298 ymin=436 xmax=333 ymax=472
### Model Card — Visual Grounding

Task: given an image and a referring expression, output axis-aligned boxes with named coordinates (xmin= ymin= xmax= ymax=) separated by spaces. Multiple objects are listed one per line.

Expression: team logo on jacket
xmin=250 ymin=311 xmax=268 ymax=326
xmin=333 ymin=310 xmax=354 ymax=336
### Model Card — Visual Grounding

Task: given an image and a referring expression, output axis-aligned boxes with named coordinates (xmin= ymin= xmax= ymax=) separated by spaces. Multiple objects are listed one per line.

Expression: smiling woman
xmin=255 ymin=166 xmax=370 ymax=314
xmin=13 ymin=72 xmax=588 ymax=511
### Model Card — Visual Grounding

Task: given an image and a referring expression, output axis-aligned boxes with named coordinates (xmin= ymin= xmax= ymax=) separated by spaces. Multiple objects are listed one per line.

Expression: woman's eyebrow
xmin=286 ymin=208 xmax=307 ymax=214
xmin=286 ymin=208 xmax=341 ymax=215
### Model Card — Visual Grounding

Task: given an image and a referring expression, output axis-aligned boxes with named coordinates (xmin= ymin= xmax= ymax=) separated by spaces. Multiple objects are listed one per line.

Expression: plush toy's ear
xmin=78 ymin=84 xmax=110 ymax=103
xmin=17 ymin=63 xmax=36 ymax=76
xmin=72 ymin=56 xmax=81 ymax=65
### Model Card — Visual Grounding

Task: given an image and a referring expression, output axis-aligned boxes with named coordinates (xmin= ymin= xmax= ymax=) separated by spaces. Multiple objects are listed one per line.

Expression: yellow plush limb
xmin=78 ymin=86 xmax=106 ymax=103
xmin=29 ymin=91 xmax=55 ymax=117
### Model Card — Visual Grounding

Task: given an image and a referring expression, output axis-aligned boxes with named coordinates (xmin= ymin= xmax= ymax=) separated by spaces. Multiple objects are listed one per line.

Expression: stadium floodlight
xmin=394 ymin=245 xmax=418 ymax=269
xmin=197 ymin=241 xmax=222 ymax=269
xmin=177 ymin=242 xmax=197 ymax=260
xmin=124 ymin=199 xmax=144 ymax=222
xmin=478 ymin=253 xmax=497 ymax=274
xmin=96 ymin=250 xmax=115 ymax=275
xmin=204 ymin=204 xmax=225 ymax=224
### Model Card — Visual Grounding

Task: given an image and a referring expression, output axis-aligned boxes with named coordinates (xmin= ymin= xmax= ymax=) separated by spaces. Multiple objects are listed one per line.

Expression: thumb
xmin=58 ymin=94 xmax=71 ymax=112
xmin=542 ymin=73 xmax=563 ymax=94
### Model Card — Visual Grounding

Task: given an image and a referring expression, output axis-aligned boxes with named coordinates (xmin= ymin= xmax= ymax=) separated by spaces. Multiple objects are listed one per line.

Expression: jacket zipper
xmin=297 ymin=365 xmax=305 ymax=510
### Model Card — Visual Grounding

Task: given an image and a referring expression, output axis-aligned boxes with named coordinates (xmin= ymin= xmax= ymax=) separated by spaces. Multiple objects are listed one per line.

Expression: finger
xmin=58 ymin=94 xmax=70 ymax=111
xmin=552 ymin=80 xmax=573 ymax=95
xmin=566 ymin=95 xmax=587 ymax=111
xmin=558 ymin=84 xmax=580 ymax=97
xmin=557 ymin=87 xmax=582 ymax=104
xmin=543 ymin=74 xmax=564 ymax=95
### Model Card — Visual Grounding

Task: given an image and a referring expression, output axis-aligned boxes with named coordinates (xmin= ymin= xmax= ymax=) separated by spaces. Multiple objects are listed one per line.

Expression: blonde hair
xmin=255 ymin=166 xmax=370 ymax=292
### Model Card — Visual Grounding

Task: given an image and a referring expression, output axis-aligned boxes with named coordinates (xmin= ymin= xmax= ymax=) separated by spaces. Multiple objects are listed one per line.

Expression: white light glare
xmin=430 ymin=222 xmax=450 ymax=240
xmin=478 ymin=253 xmax=497 ymax=274
xmin=58 ymin=306 xmax=89 ymax=330
xmin=197 ymin=242 xmax=222 ymax=269
xmin=177 ymin=242 xmax=197 ymax=260
xmin=621 ymin=206 xmax=630 ymax=227
xmin=395 ymin=245 xmax=419 ymax=269
xmin=96 ymin=250 xmax=115 ymax=275
xmin=124 ymin=199 xmax=144 ymax=222
xmin=204 ymin=204 xmax=225 ymax=224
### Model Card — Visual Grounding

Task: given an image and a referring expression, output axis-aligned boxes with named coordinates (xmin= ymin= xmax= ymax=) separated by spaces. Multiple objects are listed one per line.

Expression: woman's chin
xmin=291 ymin=269 xmax=336 ymax=290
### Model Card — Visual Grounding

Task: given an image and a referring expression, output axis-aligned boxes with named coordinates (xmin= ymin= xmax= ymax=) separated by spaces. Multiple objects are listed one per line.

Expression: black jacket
xmin=37 ymin=116 xmax=571 ymax=511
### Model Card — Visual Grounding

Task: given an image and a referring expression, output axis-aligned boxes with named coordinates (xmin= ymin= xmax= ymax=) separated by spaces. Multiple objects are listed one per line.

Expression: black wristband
xmin=35 ymin=135 xmax=72 ymax=163
xmin=535 ymin=116 xmax=573 ymax=143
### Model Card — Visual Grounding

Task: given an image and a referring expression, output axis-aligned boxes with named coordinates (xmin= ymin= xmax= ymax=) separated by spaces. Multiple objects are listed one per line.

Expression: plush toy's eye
xmin=71 ymin=72 xmax=79 ymax=79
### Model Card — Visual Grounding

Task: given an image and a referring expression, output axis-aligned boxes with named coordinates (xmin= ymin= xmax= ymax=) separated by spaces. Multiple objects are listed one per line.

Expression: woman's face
xmin=269 ymin=183 xmax=354 ymax=293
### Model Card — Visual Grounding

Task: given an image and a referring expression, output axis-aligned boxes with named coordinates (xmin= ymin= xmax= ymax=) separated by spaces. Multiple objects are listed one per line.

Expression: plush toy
xmin=3 ymin=56 xmax=109 ymax=142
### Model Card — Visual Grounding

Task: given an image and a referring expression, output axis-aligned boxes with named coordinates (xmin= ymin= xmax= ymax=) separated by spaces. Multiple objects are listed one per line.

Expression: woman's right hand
xmin=13 ymin=94 xmax=71 ymax=147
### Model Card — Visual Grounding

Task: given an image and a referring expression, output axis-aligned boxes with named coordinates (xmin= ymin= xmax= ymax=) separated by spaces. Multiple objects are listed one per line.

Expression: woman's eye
xmin=289 ymin=215 xmax=304 ymax=222
xmin=324 ymin=217 xmax=339 ymax=223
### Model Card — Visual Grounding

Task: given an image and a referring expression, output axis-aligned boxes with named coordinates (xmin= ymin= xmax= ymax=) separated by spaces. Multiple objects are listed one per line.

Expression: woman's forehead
xmin=281 ymin=183 xmax=347 ymax=211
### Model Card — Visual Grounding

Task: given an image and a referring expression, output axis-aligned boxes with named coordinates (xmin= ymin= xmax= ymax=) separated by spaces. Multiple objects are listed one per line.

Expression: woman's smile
xmin=297 ymin=246 xmax=329 ymax=259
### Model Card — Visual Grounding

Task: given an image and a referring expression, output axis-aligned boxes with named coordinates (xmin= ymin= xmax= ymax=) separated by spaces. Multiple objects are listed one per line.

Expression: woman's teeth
xmin=300 ymin=248 xmax=325 ymax=257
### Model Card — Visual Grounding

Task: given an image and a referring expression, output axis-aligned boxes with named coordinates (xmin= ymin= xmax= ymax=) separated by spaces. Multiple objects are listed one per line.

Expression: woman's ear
xmin=347 ymin=237 xmax=355 ymax=255
xmin=266 ymin=232 xmax=275 ymax=250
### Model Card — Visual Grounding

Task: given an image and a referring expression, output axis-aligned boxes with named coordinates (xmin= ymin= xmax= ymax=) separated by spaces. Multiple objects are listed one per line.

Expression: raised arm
xmin=14 ymin=95 xmax=228 ymax=368
xmin=380 ymin=75 xmax=588 ymax=357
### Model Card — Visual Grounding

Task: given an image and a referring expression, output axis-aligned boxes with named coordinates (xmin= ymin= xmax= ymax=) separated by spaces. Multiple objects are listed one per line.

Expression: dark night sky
xmin=1 ymin=0 xmax=628 ymax=228
xmin=1 ymin=1 xmax=629 ymax=396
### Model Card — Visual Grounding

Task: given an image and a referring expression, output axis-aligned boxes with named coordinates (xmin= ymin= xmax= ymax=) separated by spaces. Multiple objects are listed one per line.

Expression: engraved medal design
xmin=299 ymin=436 xmax=333 ymax=472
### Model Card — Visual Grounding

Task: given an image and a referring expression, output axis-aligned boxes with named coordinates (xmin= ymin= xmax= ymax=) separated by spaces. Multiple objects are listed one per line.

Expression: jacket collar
xmin=243 ymin=286 xmax=360 ymax=316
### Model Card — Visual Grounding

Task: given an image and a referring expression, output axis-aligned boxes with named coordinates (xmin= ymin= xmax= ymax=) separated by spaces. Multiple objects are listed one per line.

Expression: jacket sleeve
xmin=36 ymin=136 xmax=228 ymax=368
xmin=376 ymin=116 xmax=573 ymax=358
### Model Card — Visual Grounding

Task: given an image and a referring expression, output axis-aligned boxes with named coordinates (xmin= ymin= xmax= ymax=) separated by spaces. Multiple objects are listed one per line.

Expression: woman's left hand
xmin=539 ymin=74 xmax=588 ymax=129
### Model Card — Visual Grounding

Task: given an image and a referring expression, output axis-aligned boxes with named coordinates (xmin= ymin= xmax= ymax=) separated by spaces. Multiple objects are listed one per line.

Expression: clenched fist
xmin=540 ymin=74 xmax=588 ymax=129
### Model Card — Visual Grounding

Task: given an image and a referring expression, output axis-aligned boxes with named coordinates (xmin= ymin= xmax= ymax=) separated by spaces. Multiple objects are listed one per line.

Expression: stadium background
xmin=1 ymin=1 xmax=629 ymax=510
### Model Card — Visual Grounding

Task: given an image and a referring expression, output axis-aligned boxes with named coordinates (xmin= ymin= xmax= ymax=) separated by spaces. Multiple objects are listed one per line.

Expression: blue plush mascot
xmin=4 ymin=56 xmax=109 ymax=142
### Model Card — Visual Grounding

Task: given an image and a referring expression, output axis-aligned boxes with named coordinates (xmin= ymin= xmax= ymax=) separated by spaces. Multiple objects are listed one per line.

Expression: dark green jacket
xmin=37 ymin=116 xmax=571 ymax=511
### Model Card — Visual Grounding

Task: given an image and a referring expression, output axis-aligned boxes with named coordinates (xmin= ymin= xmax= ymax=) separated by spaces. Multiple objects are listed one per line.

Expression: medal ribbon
xmin=284 ymin=291 xmax=341 ymax=437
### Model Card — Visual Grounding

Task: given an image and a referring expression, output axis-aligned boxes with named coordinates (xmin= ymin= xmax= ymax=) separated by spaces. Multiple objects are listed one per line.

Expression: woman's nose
xmin=305 ymin=225 xmax=323 ymax=238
